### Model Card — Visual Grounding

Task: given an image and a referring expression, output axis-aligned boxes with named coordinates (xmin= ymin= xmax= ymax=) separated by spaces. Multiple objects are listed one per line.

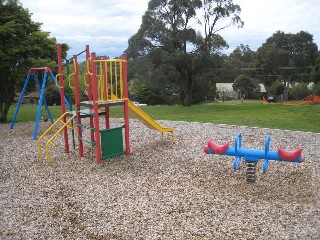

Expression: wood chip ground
xmin=1 ymin=119 xmax=319 ymax=239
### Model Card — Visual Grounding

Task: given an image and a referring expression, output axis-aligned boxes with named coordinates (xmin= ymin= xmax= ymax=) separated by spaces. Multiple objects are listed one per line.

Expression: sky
xmin=20 ymin=0 xmax=320 ymax=61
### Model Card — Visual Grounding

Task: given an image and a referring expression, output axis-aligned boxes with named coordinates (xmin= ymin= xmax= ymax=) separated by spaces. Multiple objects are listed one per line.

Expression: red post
xmin=91 ymin=53 xmax=102 ymax=164
xmin=57 ymin=44 xmax=69 ymax=153
xmin=122 ymin=53 xmax=130 ymax=155
xmin=85 ymin=45 xmax=95 ymax=143
xmin=73 ymin=55 xmax=84 ymax=157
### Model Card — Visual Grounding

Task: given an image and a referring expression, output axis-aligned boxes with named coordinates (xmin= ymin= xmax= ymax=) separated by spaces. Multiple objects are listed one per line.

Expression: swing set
xmin=10 ymin=67 xmax=72 ymax=140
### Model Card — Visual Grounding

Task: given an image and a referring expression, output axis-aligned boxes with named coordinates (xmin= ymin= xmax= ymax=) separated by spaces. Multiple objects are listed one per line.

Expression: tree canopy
xmin=257 ymin=31 xmax=318 ymax=100
xmin=127 ymin=0 xmax=243 ymax=106
xmin=0 ymin=0 xmax=69 ymax=122
xmin=232 ymin=74 xmax=260 ymax=99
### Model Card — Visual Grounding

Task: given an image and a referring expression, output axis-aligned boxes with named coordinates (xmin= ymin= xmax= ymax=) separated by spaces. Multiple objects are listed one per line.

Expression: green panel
xmin=100 ymin=126 xmax=124 ymax=160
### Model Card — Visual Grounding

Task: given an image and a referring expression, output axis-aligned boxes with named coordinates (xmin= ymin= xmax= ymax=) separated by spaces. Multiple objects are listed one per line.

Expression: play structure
xmin=10 ymin=67 xmax=72 ymax=139
xmin=204 ymin=132 xmax=304 ymax=182
xmin=36 ymin=44 xmax=174 ymax=164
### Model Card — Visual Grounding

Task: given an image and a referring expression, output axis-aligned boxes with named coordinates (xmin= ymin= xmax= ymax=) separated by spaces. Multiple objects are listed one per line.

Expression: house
xmin=14 ymin=91 xmax=40 ymax=104
xmin=216 ymin=83 xmax=266 ymax=100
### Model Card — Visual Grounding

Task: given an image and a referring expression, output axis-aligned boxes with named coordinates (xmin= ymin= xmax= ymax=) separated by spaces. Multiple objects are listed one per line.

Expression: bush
xmin=269 ymin=80 xmax=284 ymax=96
xmin=289 ymin=82 xmax=310 ymax=100
xmin=312 ymin=82 xmax=320 ymax=95
xmin=233 ymin=74 xmax=260 ymax=99
xmin=44 ymin=85 xmax=60 ymax=106
xmin=131 ymin=82 xmax=155 ymax=104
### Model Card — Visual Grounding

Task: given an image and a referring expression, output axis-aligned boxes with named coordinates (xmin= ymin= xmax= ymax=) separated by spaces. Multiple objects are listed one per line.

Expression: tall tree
xmin=257 ymin=31 xmax=318 ymax=100
xmin=199 ymin=0 xmax=243 ymax=54
xmin=311 ymin=56 xmax=320 ymax=84
xmin=221 ymin=44 xmax=257 ymax=83
xmin=127 ymin=0 xmax=243 ymax=106
xmin=0 ymin=0 xmax=69 ymax=122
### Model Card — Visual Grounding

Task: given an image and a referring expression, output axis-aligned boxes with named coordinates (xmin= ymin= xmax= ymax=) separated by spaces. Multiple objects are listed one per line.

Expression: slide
xmin=127 ymin=100 xmax=174 ymax=140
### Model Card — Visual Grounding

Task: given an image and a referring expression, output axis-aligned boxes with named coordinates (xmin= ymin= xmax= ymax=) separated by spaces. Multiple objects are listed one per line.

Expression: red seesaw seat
xmin=277 ymin=146 xmax=304 ymax=161
xmin=204 ymin=140 xmax=229 ymax=154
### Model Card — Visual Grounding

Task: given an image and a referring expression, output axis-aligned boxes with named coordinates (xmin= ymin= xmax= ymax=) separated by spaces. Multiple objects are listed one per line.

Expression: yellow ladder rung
xmin=66 ymin=123 xmax=74 ymax=129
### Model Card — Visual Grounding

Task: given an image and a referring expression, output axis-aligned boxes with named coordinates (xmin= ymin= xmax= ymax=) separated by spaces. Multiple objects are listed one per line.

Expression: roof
xmin=25 ymin=91 xmax=40 ymax=98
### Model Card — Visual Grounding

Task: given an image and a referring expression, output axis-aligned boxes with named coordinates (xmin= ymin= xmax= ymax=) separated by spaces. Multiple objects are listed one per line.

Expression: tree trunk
xmin=183 ymin=91 xmax=192 ymax=106
xmin=0 ymin=85 xmax=15 ymax=123
xmin=181 ymin=71 xmax=193 ymax=106
xmin=0 ymin=102 xmax=9 ymax=123
xmin=0 ymin=102 xmax=5 ymax=123
xmin=0 ymin=101 xmax=12 ymax=123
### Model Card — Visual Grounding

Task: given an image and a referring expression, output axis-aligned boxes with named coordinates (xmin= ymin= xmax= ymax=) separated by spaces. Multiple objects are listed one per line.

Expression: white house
xmin=216 ymin=83 xmax=266 ymax=100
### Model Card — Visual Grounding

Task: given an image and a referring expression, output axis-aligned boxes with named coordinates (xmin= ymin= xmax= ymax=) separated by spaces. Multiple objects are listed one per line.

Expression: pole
xmin=122 ymin=53 xmax=130 ymax=155
xmin=57 ymin=44 xmax=69 ymax=153
xmin=91 ymin=52 xmax=102 ymax=164
xmin=85 ymin=45 xmax=95 ymax=143
xmin=73 ymin=55 xmax=84 ymax=157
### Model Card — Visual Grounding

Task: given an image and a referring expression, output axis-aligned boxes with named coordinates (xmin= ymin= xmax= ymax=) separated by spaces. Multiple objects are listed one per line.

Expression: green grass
xmin=5 ymin=101 xmax=320 ymax=132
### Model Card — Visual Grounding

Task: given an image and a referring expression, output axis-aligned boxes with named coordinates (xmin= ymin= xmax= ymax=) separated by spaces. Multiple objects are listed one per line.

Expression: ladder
xmin=37 ymin=112 xmax=75 ymax=164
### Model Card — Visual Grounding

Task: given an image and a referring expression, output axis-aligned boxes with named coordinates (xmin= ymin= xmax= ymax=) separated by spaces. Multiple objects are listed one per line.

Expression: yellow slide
xmin=127 ymin=100 xmax=174 ymax=141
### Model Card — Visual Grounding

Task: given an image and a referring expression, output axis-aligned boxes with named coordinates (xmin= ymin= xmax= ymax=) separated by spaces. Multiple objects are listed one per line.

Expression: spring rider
xmin=204 ymin=132 xmax=304 ymax=182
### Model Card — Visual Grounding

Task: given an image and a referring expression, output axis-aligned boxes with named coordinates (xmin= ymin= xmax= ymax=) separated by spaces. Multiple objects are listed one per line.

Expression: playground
xmin=1 ymin=44 xmax=319 ymax=238
xmin=1 ymin=118 xmax=319 ymax=239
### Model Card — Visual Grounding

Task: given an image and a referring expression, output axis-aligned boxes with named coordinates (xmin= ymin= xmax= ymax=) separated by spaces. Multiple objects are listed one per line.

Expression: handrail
xmin=86 ymin=58 xmax=93 ymax=75
xmin=68 ymin=73 xmax=75 ymax=90
xmin=85 ymin=56 xmax=126 ymax=102
xmin=37 ymin=112 xmax=76 ymax=164
xmin=93 ymin=59 xmax=127 ymax=63
xmin=45 ymin=115 xmax=75 ymax=164
xmin=55 ymin=73 xmax=63 ymax=88
xmin=84 ymin=73 xmax=89 ymax=87
xmin=67 ymin=58 xmax=77 ymax=90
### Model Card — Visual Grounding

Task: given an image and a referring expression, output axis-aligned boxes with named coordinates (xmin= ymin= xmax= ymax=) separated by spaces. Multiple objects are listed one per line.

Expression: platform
xmin=79 ymin=100 xmax=124 ymax=108
xmin=68 ymin=108 xmax=105 ymax=118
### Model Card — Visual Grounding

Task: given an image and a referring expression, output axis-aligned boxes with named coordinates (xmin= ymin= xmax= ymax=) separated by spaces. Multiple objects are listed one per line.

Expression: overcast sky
xmin=20 ymin=0 xmax=320 ymax=61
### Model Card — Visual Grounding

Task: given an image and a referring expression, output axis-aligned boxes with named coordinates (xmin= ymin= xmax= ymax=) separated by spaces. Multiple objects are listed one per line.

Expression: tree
xmin=232 ymin=74 xmax=260 ymax=99
xmin=130 ymin=82 xmax=155 ymax=104
xmin=311 ymin=82 xmax=320 ymax=95
xmin=311 ymin=56 xmax=320 ymax=84
xmin=199 ymin=0 xmax=243 ymax=54
xmin=290 ymin=82 xmax=310 ymax=100
xmin=269 ymin=80 xmax=284 ymax=96
xmin=257 ymin=31 xmax=318 ymax=100
xmin=221 ymin=44 xmax=257 ymax=83
xmin=127 ymin=0 xmax=243 ymax=106
xmin=0 ymin=0 xmax=69 ymax=122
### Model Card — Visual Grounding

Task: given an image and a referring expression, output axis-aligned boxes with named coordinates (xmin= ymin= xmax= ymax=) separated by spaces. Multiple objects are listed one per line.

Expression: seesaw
xmin=204 ymin=132 xmax=304 ymax=182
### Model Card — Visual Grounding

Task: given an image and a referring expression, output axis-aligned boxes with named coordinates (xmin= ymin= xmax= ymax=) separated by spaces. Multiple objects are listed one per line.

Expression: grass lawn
xmin=5 ymin=100 xmax=320 ymax=132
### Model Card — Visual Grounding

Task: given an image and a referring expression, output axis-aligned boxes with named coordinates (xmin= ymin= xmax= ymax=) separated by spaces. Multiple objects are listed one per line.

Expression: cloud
xmin=21 ymin=0 xmax=149 ymax=60
xmin=20 ymin=0 xmax=320 ymax=59
xmin=222 ymin=0 xmax=320 ymax=52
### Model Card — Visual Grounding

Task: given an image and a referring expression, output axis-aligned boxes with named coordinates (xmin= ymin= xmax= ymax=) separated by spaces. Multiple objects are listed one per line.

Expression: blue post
xmin=33 ymin=72 xmax=48 ymax=140
xmin=10 ymin=73 xmax=31 ymax=129
xmin=34 ymin=74 xmax=54 ymax=124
